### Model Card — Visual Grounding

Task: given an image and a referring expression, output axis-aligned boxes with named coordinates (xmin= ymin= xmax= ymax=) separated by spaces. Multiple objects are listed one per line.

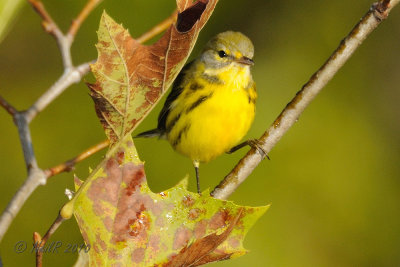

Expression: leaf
xmin=73 ymin=2 xmax=268 ymax=265
xmin=88 ymin=0 xmax=218 ymax=143
xmin=0 ymin=0 xmax=24 ymax=43
xmin=73 ymin=136 xmax=268 ymax=266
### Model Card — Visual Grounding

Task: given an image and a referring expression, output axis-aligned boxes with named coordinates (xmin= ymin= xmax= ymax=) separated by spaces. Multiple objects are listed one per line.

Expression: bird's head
xmin=201 ymin=31 xmax=254 ymax=69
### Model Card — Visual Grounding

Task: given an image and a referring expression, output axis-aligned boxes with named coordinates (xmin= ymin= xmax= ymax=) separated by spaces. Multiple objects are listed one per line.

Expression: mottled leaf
xmin=88 ymin=0 xmax=218 ymax=143
xmin=73 ymin=136 xmax=268 ymax=266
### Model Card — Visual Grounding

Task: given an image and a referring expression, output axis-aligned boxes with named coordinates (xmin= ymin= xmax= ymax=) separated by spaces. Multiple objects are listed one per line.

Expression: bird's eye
xmin=218 ymin=50 xmax=227 ymax=58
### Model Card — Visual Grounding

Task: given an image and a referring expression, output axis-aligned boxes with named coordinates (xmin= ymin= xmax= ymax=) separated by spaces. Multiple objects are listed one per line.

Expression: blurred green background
xmin=1 ymin=0 xmax=400 ymax=266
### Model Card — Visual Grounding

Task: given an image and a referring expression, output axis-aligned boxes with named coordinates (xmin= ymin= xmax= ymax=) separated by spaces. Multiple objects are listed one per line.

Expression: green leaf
xmin=0 ymin=0 xmax=24 ymax=43
xmin=73 ymin=136 xmax=268 ymax=266
xmin=89 ymin=0 xmax=218 ymax=143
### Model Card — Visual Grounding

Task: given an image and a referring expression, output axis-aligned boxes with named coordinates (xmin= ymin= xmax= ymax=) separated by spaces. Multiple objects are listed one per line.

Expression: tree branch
xmin=14 ymin=112 xmax=38 ymax=170
xmin=33 ymin=214 xmax=65 ymax=267
xmin=0 ymin=95 xmax=17 ymax=116
xmin=211 ymin=0 xmax=400 ymax=200
xmin=0 ymin=169 xmax=46 ymax=242
xmin=68 ymin=0 xmax=103 ymax=40
xmin=27 ymin=0 xmax=73 ymax=68
xmin=27 ymin=0 xmax=63 ymax=40
xmin=0 ymin=1 xmax=100 ymax=242
xmin=45 ymin=139 xmax=110 ymax=177
xmin=136 ymin=9 xmax=178 ymax=43
xmin=24 ymin=61 xmax=92 ymax=123
xmin=0 ymin=5 xmax=179 ymax=243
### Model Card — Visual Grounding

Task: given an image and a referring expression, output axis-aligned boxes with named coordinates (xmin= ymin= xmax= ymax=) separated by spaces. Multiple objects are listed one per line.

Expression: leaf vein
xmin=104 ymin=17 xmax=131 ymax=139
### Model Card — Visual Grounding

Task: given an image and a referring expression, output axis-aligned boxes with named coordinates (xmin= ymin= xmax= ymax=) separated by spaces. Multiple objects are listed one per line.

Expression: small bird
xmin=136 ymin=31 xmax=263 ymax=193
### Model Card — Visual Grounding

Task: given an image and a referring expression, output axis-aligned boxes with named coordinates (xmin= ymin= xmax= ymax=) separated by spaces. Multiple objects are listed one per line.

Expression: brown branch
xmin=136 ymin=9 xmax=178 ymax=43
xmin=33 ymin=214 xmax=65 ymax=267
xmin=68 ymin=0 xmax=103 ymax=39
xmin=45 ymin=139 xmax=110 ymax=177
xmin=0 ymin=95 xmax=17 ymax=116
xmin=211 ymin=0 xmax=400 ymax=200
xmin=27 ymin=0 xmax=63 ymax=39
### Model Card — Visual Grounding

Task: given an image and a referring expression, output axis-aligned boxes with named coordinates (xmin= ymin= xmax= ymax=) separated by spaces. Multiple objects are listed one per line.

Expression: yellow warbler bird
xmin=136 ymin=31 xmax=263 ymax=193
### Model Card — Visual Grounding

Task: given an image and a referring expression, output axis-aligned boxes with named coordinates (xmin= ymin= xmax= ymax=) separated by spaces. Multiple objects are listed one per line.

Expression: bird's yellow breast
xmin=166 ymin=61 xmax=256 ymax=163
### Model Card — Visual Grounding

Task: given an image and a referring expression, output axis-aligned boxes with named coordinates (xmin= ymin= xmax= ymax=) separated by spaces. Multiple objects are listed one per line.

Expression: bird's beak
xmin=235 ymin=56 xmax=254 ymax=66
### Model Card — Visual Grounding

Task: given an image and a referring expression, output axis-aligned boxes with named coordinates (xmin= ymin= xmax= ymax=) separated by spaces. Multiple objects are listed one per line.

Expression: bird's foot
xmin=247 ymin=139 xmax=270 ymax=160
xmin=228 ymin=139 xmax=269 ymax=160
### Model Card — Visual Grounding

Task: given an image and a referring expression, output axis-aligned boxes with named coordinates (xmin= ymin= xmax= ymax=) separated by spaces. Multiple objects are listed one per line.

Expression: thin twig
xmin=14 ymin=112 xmax=38 ymax=170
xmin=24 ymin=61 xmax=92 ymax=123
xmin=211 ymin=0 xmax=400 ymax=200
xmin=27 ymin=0 xmax=73 ymax=68
xmin=0 ymin=169 xmax=46 ymax=242
xmin=136 ymin=9 xmax=178 ymax=43
xmin=68 ymin=0 xmax=103 ymax=40
xmin=0 ymin=95 xmax=17 ymax=115
xmin=27 ymin=0 xmax=63 ymax=39
xmin=33 ymin=214 xmax=65 ymax=267
xmin=45 ymin=139 xmax=110 ymax=177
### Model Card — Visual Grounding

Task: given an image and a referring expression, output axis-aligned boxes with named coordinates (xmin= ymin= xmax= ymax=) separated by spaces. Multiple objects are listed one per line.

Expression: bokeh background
xmin=0 ymin=0 xmax=400 ymax=266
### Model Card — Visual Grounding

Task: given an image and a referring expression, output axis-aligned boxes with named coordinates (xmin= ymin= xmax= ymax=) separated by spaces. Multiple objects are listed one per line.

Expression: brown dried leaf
xmin=89 ymin=0 xmax=218 ymax=143
xmin=176 ymin=0 xmax=191 ymax=12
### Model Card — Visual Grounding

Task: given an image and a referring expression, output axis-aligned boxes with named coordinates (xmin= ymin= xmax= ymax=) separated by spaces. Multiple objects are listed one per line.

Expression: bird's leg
xmin=227 ymin=139 xmax=270 ymax=160
xmin=193 ymin=160 xmax=201 ymax=194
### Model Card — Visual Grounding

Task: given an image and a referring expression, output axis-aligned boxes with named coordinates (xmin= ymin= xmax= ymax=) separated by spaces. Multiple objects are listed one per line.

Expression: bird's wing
xmin=157 ymin=60 xmax=194 ymax=132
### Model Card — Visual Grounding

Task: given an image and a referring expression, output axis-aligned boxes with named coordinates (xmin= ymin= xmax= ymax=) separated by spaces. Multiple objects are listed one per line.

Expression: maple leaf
xmin=88 ymin=0 xmax=218 ymax=143
xmin=73 ymin=136 xmax=268 ymax=266
xmin=69 ymin=1 xmax=269 ymax=266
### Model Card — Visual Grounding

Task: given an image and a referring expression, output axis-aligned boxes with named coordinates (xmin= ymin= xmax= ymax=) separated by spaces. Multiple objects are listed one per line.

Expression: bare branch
xmin=0 ymin=95 xmax=17 ymax=115
xmin=45 ymin=139 xmax=109 ymax=177
xmin=0 ymin=1 xmax=99 ymax=243
xmin=68 ymin=0 xmax=103 ymax=40
xmin=25 ymin=61 xmax=92 ymax=123
xmin=27 ymin=0 xmax=63 ymax=40
xmin=14 ymin=112 xmax=38 ymax=170
xmin=211 ymin=0 xmax=400 ymax=200
xmin=33 ymin=214 xmax=65 ymax=267
xmin=136 ymin=9 xmax=178 ymax=43
xmin=0 ymin=168 xmax=46 ymax=241
xmin=27 ymin=0 xmax=73 ymax=68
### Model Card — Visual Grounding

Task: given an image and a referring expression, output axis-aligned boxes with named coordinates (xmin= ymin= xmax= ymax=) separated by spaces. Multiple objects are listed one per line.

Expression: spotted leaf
xmin=73 ymin=136 xmax=268 ymax=266
xmin=88 ymin=0 xmax=218 ymax=143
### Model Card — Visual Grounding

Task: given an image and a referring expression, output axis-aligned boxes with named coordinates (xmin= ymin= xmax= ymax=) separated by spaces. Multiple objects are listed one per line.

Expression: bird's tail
xmin=134 ymin=129 xmax=162 ymax=138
